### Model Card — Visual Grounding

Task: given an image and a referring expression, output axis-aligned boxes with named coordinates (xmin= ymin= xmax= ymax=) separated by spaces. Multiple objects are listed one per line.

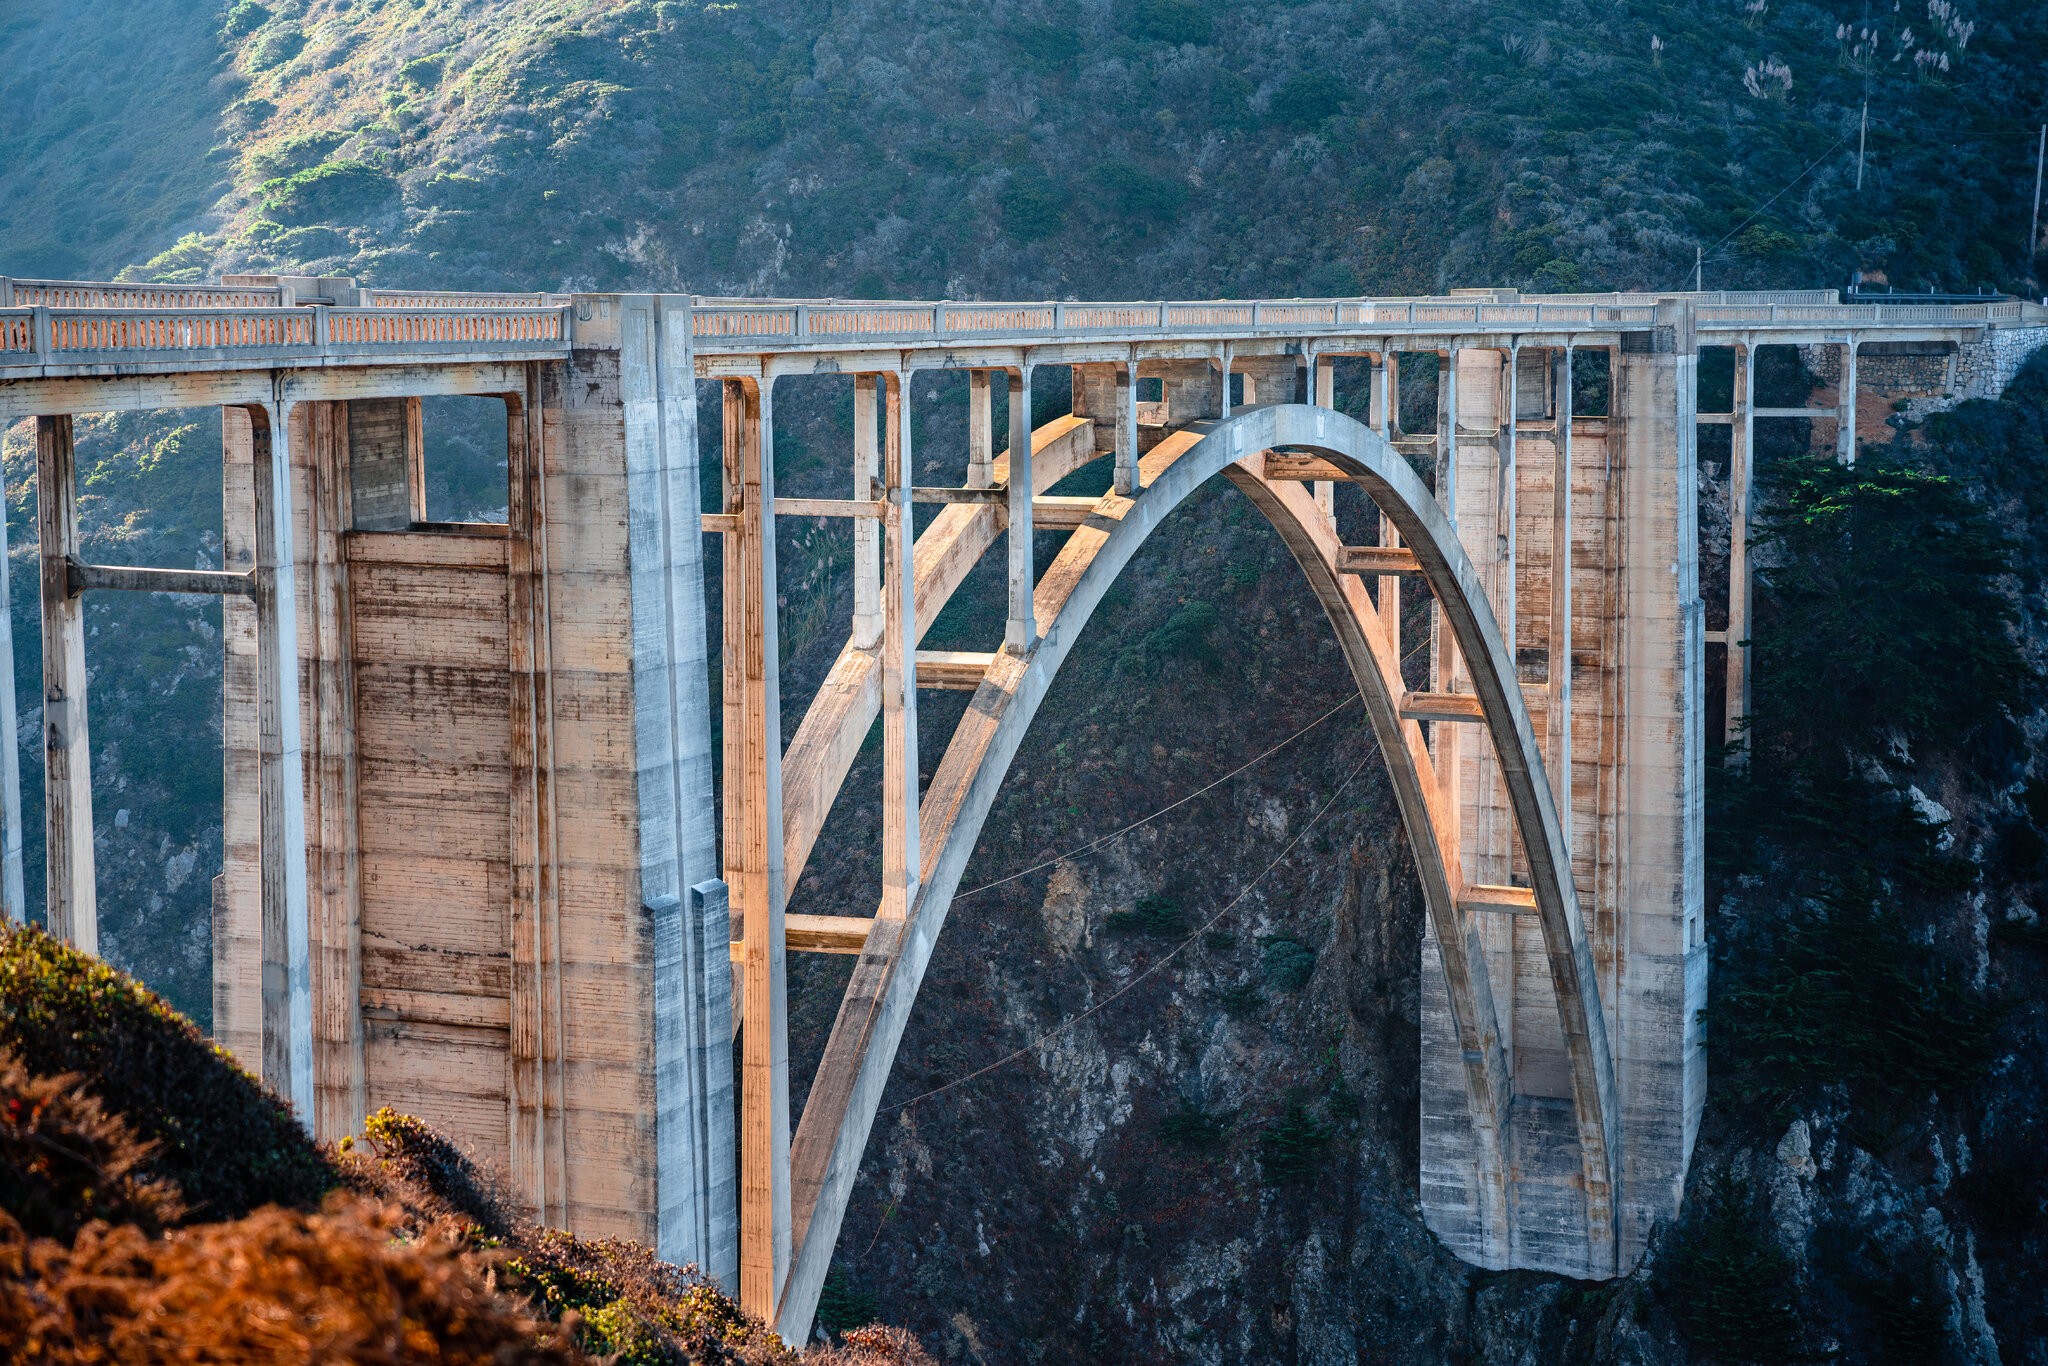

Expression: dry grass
xmin=1 ymin=1196 xmax=579 ymax=1364
xmin=0 ymin=924 xmax=935 ymax=1365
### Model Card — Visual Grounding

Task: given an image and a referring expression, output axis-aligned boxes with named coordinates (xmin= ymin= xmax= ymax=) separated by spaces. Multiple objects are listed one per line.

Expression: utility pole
xmin=2031 ymin=123 xmax=2045 ymax=286
xmin=1855 ymin=98 xmax=1869 ymax=191
xmin=1695 ymin=244 xmax=1703 ymax=293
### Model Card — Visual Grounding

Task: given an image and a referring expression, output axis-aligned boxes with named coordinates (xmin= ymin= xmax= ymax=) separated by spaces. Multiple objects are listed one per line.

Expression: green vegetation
xmin=0 ymin=924 xmax=863 ymax=1365
xmin=1656 ymin=1175 xmax=1808 ymax=1364
xmin=1219 ymin=981 xmax=1262 ymax=1016
xmin=815 ymin=1269 xmax=882 ymax=1334
xmin=260 ymin=160 xmax=400 ymax=226
xmin=220 ymin=1 xmax=271 ymax=38
xmin=1681 ymin=328 xmax=2048 ymax=1366
xmin=1255 ymin=1100 xmax=1332 ymax=1185
xmin=1835 ymin=1243 xmax=1953 ymax=1365
xmin=1749 ymin=451 xmax=2028 ymax=759
xmin=2 ymin=407 xmax=237 ymax=1024
xmin=1714 ymin=882 xmax=1996 ymax=1118
xmin=1709 ymin=402 xmax=2034 ymax=1125
xmin=0 ymin=923 xmax=330 ymax=1221
xmin=1141 ymin=600 xmax=1222 ymax=670
xmin=1257 ymin=936 xmax=1316 ymax=991
xmin=1106 ymin=893 xmax=1187 ymax=937
xmin=1157 ymin=1103 xmax=1232 ymax=1151
xmin=26 ymin=0 xmax=2040 ymax=300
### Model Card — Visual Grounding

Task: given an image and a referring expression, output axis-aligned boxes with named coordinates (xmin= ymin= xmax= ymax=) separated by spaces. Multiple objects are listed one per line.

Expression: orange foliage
xmin=0 ymin=1195 xmax=580 ymax=1364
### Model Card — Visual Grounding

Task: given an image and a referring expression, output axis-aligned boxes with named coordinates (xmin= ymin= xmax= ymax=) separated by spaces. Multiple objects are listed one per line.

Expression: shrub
xmin=809 ymin=1325 xmax=939 ymax=1364
xmin=0 ymin=925 xmax=331 ymax=1222
xmin=1089 ymin=160 xmax=1188 ymax=223
xmin=1158 ymin=1104 xmax=1230 ymax=1151
xmin=1129 ymin=0 xmax=1213 ymax=45
xmin=1840 ymin=1253 xmax=1951 ymax=1365
xmin=0 ymin=1197 xmax=579 ymax=1365
xmin=1000 ymin=172 xmax=1066 ymax=242
xmin=1752 ymin=451 xmax=2029 ymax=761
xmin=0 ymin=929 xmax=808 ymax=1364
xmin=815 ymin=1268 xmax=882 ymax=1335
xmin=243 ymin=130 xmax=350 ymax=183
xmin=1269 ymin=73 xmax=1348 ymax=127
xmin=342 ymin=1107 xmax=516 ymax=1238
xmin=245 ymin=21 xmax=305 ymax=70
xmin=220 ymin=0 xmax=271 ymax=37
xmin=400 ymin=53 xmax=447 ymax=88
xmin=260 ymin=160 xmax=400 ymax=226
xmin=508 ymin=1229 xmax=788 ymax=1364
xmin=1106 ymin=894 xmax=1186 ymax=937
xmin=0 ymin=1048 xmax=183 ymax=1240
xmin=1657 ymin=1174 xmax=1806 ymax=1364
xmin=1714 ymin=883 xmax=1996 ymax=1118
xmin=1259 ymin=937 xmax=1316 ymax=991
xmin=1256 ymin=1101 xmax=1331 ymax=1184
xmin=121 ymin=232 xmax=216 ymax=284
xmin=1146 ymin=600 xmax=1222 ymax=666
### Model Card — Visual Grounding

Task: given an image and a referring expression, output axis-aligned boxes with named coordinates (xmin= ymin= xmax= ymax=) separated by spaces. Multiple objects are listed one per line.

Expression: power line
xmin=949 ymin=692 xmax=1363 ymax=905
xmin=881 ymin=750 xmax=1376 ymax=1116
xmin=1682 ymin=132 xmax=1854 ymax=291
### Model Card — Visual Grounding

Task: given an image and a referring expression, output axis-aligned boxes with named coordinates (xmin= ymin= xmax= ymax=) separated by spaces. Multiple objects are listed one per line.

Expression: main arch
xmin=771 ymin=402 xmax=1620 ymax=1341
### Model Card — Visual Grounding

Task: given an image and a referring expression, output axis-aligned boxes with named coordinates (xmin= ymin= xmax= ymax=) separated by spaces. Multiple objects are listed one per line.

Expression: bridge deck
xmin=0 ymin=276 xmax=2038 ymax=386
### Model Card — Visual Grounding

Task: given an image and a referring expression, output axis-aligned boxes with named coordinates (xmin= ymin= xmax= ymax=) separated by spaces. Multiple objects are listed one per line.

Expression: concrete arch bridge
xmin=0 ymin=275 xmax=2040 ymax=1342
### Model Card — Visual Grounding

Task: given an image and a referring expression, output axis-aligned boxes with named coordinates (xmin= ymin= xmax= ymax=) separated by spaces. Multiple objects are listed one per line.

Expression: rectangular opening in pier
xmin=1571 ymin=349 xmax=1610 ymax=418
xmin=1698 ymin=346 xmax=1736 ymax=415
xmin=348 ymin=395 xmax=512 ymax=530
xmin=421 ymin=395 xmax=510 ymax=525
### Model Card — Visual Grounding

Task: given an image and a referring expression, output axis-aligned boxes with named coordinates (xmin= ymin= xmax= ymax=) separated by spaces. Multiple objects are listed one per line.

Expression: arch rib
xmin=774 ymin=405 xmax=1618 ymax=1341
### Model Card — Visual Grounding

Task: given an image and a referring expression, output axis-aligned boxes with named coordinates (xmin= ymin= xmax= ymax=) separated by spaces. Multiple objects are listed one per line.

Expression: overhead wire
xmin=1678 ymin=131 xmax=1854 ymax=289
xmin=950 ymin=691 xmax=1363 ymax=904
xmin=882 ymin=749 xmax=1377 ymax=1116
xmin=948 ymin=597 xmax=1435 ymax=907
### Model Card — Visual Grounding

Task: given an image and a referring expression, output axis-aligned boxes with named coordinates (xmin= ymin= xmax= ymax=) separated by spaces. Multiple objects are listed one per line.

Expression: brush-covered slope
xmin=30 ymin=0 xmax=2047 ymax=297
xmin=0 ymin=923 xmax=933 ymax=1364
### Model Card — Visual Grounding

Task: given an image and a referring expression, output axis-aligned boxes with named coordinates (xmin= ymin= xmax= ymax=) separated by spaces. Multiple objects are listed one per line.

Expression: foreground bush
xmin=1 ymin=1196 xmax=576 ymax=1364
xmin=0 ymin=924 xmax=933 ymax=1364
xmin=0 ymin=923 xmax=331 ymax=1221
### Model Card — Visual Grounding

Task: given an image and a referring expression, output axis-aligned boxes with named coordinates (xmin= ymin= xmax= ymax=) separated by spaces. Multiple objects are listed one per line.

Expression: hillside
xmin=0 ymin=923 xmax=943 ymax=1362
xmin=10 ymin=0 xmax=2046 ymax=296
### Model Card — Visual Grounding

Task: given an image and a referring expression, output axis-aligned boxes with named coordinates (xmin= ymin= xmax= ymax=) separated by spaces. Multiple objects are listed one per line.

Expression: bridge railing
xmin=0 ymin=305 xmax=573 ymax=370
xmin=363 ymin=289 xmax=568 ymax=308
xmin=0 ymin=277 xmax=290 ymax=309
xmin=684 ymin=293 xmax=2034 ymax=348
xmin=686 ymin=297 xmax=1677 ymax=345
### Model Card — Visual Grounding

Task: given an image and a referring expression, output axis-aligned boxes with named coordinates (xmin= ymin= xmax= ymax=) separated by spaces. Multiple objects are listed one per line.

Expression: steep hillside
xmin=0 ymin=0 xmax=232 ymax=280
xmin=48 ymin=0 xmax=2048 ymax=297
xmin=0 ymin=923 xmax=936 ymax=1363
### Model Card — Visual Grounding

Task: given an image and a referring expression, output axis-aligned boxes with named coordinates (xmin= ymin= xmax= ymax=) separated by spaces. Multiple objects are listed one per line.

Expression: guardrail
xmin=0 ymin=277 xmax=289 ymax=309
xmin=363 ymin=289 xmax=567 ymax=309
xmin=684 ymin=294 xmax=2031 ymax=350
xmin=0 ymin=305 xmax=572 ymax=370
xmin=686 ymin=297 xmax=1678 ymax=344
xmin=685 ymin=295 xmax=2028 ymax=347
